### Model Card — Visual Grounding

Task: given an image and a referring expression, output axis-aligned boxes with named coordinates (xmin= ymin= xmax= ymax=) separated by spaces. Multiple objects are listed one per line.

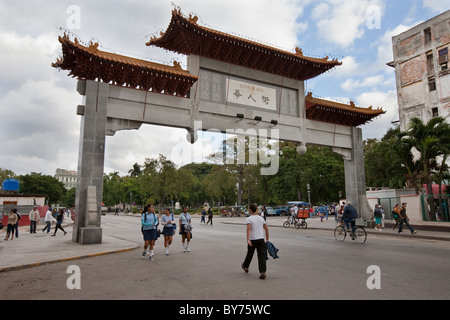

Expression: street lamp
xmin=307 ymin=183 xmax=311 ymax=205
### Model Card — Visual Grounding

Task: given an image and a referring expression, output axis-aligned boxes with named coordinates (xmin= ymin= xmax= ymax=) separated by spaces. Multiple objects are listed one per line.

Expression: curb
xmin=0 ymin=247 xmax=136 ymax=274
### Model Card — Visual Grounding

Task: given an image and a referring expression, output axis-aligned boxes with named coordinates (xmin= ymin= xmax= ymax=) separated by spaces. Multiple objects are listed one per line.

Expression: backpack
xmin=374 ymin=208 xmax=382 ymax=218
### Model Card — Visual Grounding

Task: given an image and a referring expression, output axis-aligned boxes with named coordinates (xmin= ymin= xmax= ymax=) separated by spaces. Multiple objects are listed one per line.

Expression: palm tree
xmin=128 ymin=163 xmax=142 ymax=178
xmin=404 ymin=117 xmax=450 ymax=220
xmin=391 ymin=130 xmax=422 ymax=193
xmin=406 ymin=117 xmax=450 ymax=195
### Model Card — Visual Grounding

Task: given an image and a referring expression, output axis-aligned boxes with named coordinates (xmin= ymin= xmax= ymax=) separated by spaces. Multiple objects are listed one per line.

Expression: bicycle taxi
xmin=283 ymin=202 xmax=310 ymax=229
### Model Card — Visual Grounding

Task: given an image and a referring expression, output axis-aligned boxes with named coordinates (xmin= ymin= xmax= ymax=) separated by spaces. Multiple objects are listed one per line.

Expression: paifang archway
xmin=53 ymin=8 xmax=385 ymax=244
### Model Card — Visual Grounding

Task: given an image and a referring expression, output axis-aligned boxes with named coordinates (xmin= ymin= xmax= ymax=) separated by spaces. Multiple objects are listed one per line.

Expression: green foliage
xmin=18 ymin=172 xmax=66 ymax=204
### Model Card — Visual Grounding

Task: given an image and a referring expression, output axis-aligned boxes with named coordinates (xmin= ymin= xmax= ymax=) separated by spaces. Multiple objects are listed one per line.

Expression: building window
xmin=432 ymin=107 xmax=439 ymax=118
xmin=439 ymin=48 xmax=448 ymax=71
xmin=424 ymin=28 xmax=432 ymax=45
xmin=428 ymin=78 xmax=436 ymax=92
xmin=427 ymin=53 xmax=434 ymax=76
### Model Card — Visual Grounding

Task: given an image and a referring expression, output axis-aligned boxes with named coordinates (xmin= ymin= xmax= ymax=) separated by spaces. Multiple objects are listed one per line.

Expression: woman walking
xmin=179 ymin=206 xmax=192 ymax=252
xmin=392 ymin=204 xmax=401 ymax=230
xmin=52 ymin=208 xmax=67 ymax=236
xmin=4 ymin=209 xmax=19 ymax=240
xmin=141 ymin=204 xmax=159 ymax=260
xmin=161 ymin=208 xmax=175 ymax=255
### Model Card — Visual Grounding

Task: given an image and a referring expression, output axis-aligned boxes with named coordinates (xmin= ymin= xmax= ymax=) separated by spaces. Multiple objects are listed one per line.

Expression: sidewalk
xmin=0 ymin=223 xmax=138 ymax=273
xmin=222 ymin=215 xmax=450 ymax=242
xmin=1 ymin=215 xmax=449 ymax=273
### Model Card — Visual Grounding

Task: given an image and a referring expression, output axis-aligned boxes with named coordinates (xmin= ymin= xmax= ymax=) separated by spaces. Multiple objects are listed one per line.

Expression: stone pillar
xmin=72 ymin=80 xmax=108 ymax=244
xmin=344 ymin=127 xmax=373 ymax=221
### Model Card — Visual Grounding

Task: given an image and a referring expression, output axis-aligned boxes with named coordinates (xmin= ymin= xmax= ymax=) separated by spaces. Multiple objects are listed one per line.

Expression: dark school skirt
xmin=142 ymin=229 xmax=158 ymax=241
xmin=162 ymin=226 xmax=174 ymax=236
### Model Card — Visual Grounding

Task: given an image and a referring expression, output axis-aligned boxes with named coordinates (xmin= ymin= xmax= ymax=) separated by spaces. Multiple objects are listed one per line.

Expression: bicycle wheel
xmin=354 ymin=227 xmax=367 ymax=244
xmin=301 ymin=221 xmax=307 ymax=229
xmin=334 ymin=226 xmax=346 ymax=242
xmin=283 ymin=221 xmax=290 ymax=228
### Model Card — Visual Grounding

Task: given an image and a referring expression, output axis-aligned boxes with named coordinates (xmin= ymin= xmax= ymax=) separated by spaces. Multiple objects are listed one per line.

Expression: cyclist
xmin=343 ymin=201 xmax=358 ymax=238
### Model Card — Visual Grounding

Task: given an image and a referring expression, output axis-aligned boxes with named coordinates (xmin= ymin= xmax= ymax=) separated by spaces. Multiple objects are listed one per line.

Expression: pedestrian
xmin=179 ymin=206 xmax=192 ymax=252
xmin=29 ymin=205 xmax=40 ymax=234
xmin=141 ymin=204 xmax=159 ymax=260
xmin=392 ymin=204 xmax=401 ymax=230
xmin=4 ymin=209 xmax=19 ymax=240
xmin=42 ymin=207 xmax=53 ymax=233
xmin=398 ymin=202 xmax=417 ymax=235
xmin=319 ymin=205 xmax=325 ymax=222
xmin=262 ymin=206 xmax=268 ymax=221
xmin=241 ymin=203 xmax=269 ymax=280
xmin=207 ymin=207 xmax=213 ymax=225
xmin=200 ymin=208 xmax=206 ymax=224
xmin=52 ymin=208 xmax=67 ymax=236
xmin=14 ymin=210 xmax=21 ymax=238
xmin=373 ymin=204 xmax=383 ymax=231
xmin=337 ymin=204 xmax=345 ymax=224
xmin=161 ymin=208 xmax=175 ymax=255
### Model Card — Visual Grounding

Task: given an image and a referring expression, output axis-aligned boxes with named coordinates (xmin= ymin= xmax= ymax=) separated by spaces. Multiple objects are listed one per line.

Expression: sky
xmin=0 ymin=0 xmax=449 ymax=177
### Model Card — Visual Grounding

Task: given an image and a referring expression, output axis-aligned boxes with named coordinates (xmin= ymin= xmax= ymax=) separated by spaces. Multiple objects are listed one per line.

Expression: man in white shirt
xmin=42 ymin=207 xmax=54 ymax=233
xmin=29 ymin=206 xmax=40 ymax=233
xmin=290 ymin=205 xmax=298 ymax=224
xmin=241 ymin=204 xmax=269 ymax=279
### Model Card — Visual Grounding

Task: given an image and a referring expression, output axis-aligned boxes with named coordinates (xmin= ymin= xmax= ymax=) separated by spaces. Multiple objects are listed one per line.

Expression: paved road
xmin=0 ymin=214 xmax=449 ymax=300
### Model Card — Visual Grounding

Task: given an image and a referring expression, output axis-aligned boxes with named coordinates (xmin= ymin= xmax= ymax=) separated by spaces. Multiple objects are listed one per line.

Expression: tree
xmin=404 ymin=117 xmax=450 ymax=197
xmin=128 ymin=163 xmax=142 ymax=178
xmin=364 ymin=128 xmax=409 ymax=189
xmin=260 ymin=143 xmax=345 ymax=205
xmin=19 ymin=173 xmax=66 ymax=204
xmin=0 ymin=168 xmax=16 ymax=184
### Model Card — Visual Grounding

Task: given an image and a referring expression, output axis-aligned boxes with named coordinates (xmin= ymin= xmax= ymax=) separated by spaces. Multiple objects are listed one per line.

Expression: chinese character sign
xmin=226 ymin=79 xmax=277 ymax=111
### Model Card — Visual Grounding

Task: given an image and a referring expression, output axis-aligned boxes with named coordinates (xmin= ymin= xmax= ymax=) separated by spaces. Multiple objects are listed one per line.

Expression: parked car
xmin=266 ymin=207 xmax=279 ymax=216
xmin=276 ymin=206 xmax=290 ymax=216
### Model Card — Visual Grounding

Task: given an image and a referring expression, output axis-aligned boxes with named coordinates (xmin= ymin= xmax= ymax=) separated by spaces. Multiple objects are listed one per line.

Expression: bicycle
xmin=334 ymin=219 xmax=367 ymax=244
xmin=283 ymin=216 xmax=299 ymax=228
xmin=283 ymin=215 xmax=308 ymax=229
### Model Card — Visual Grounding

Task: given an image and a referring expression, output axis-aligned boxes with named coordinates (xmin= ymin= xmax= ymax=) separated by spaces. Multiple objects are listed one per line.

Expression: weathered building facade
xmin=389 ymin=10 xmax=450 ymax=131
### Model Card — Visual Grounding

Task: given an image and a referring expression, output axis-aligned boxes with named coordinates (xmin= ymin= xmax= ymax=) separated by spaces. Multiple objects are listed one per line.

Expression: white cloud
xmin=341 ymin=75 xmax=390 ymax=91
xmin=422 ymin=0 xmax=450 ymax=13
xmin=356 ymin=89 xmax=399 ymax=139
xmin=0 ymin=31 xmax=62 ymax=93
xmin=176 ymin=0 xmax=309 ymax=51
xmin=0 ymin=79 xmax=81 ymax=175
xmin=313 ymin=0 xmax=384 ymax=48
xmin=329 ymin=56 xmax=361 ymax=78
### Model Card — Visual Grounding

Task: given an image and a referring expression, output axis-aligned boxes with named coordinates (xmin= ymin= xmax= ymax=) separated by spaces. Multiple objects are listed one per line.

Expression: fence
xmin=420 ymin=194 xmax=450 ymax=222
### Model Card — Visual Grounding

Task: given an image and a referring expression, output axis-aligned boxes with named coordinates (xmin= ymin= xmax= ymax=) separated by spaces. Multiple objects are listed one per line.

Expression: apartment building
xmin=55 ymin=168 xmax=77 ymax=189
xmin=389 ymin=10 xmax=450 ymax=131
